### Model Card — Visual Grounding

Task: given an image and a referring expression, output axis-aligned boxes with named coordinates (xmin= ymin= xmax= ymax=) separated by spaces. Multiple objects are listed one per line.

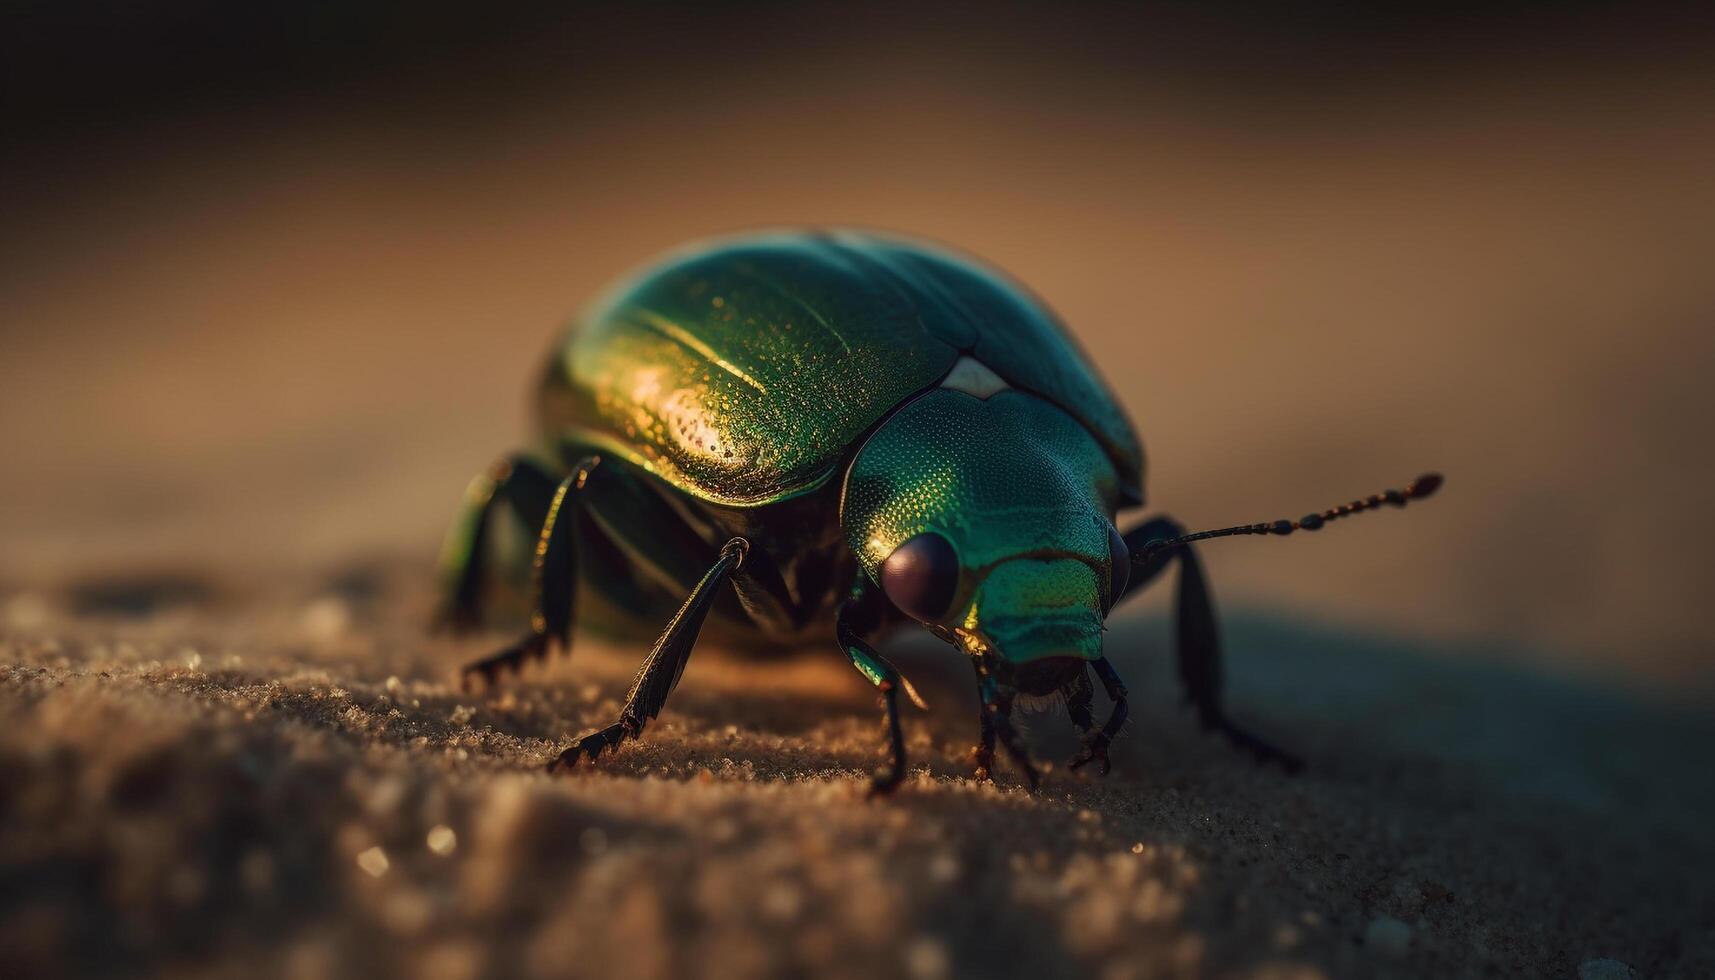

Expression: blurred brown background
xmin=4 ymin=0 xmax=1713 ymax=696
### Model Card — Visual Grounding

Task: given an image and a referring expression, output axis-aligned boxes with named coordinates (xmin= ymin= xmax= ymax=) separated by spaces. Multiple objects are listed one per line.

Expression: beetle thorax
xmin=841 ymin=386 xmax=1123 ymax=664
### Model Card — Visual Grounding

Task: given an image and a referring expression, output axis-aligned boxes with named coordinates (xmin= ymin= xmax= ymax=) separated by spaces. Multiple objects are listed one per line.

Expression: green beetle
xmin=438 ymin=229 xmax=1441 ymax=792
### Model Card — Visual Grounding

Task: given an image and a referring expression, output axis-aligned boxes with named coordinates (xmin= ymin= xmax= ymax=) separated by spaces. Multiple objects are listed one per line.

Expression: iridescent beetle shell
xmin=538 ymin=230 xmax=1143 ymax=508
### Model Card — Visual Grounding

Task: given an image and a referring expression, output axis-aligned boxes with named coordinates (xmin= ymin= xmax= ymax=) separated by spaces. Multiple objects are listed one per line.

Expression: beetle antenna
xmin=1135 ymin=472 xmax=1444 ymax=564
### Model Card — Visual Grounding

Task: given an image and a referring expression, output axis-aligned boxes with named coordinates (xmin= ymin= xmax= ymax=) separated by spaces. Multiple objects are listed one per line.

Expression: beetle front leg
xmin=836 ymin=580 xmax=922 ymax=796
xmin=971 ymin=661 xmax=997 ymax=782
xmin=975 ymin=666 xmax=1039 ymax=789
xmin=1067 ymin=658 xmax=1129 ymax=776
xmin=1062 ymin=665 xmax=1106 ymax=775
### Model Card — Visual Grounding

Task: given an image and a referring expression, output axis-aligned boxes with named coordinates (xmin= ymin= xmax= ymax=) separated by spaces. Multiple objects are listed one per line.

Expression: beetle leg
xmin=1064 ymin=664 xmax=1096 ymax=733
xmin=435 ymin=453 xmax=559 ymax=633
xmin=460 ymin=458 xmax=596 ymax=692
xmin=1068 ymin=658 xmax=1130 ymax=776
xmin=989 ymin=699 xmax=1039 ymax=790
xmin=1118 ymin=517 xmax=1303 ymax=772
xmin=971 ymin=661 xmax=997 ymax=782
xmin=1061 ymin=666 xmax=1109 ymax=775
xmin=834 ymin=580 xmax=916 ymax=796
xmin=974 ymin=666 xmax=1038 ymax=789
xmin=550 ymin=538 xmax=748 ymax=772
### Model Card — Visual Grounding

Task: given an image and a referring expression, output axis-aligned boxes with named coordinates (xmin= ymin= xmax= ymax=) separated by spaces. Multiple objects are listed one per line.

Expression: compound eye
xmin=880 ymin=532 xmax=961 ymax=623
xmin=1106 ymin=524 xmax=1130 ymax=610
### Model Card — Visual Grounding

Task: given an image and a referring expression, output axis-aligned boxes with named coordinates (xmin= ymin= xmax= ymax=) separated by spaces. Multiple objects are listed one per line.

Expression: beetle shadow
xmin=683 ymin=606 xmax=1715 ymax=823
xmin=1085 ymin=609 xmax=1715 ymax=825
xmin=431 ymin=600 xmax=1715 ymax=840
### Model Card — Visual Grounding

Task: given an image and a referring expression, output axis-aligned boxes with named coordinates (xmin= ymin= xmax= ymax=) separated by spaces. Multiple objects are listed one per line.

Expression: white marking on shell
xmin=938 ymin=355 xmax=1011 ymax=399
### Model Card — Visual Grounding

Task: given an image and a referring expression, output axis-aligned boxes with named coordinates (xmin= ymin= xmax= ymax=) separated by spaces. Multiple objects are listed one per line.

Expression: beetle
xmin=437 ymin=229 xmax=1441 ymax=792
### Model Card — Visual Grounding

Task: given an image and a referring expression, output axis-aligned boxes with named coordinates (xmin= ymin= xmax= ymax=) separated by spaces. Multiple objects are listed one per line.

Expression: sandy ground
xmin=2 ymin=562 xmax=1710 ymax=980
xmin=4 ymin=18 xmax=1715 ymax=977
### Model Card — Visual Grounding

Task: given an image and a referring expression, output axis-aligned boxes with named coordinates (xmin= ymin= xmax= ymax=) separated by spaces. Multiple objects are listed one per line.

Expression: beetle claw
xmin=1067 ymin=734 xmax=1112 ymax=776
xmin=459 ymin=660 xmax=497 ymax=695
xmin=1207 ymin=718 xmax=1303 ymax=773
xmin=866 ymin=766 xmax=904 ymax=797
xmin=547 ymin=721 xmax=631 ymax=774
xmin=459 ymin=635 xmax=548 ymax=693
xmin=1019 ymin=761 xmax=1041 ymax=791
xmin=970 ymin=743 xmax=995 ymax=783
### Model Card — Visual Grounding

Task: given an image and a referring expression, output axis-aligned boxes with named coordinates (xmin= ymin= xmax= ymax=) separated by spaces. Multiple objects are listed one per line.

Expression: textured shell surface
xmin=840 ymin=388 xmax=1121 ymax=662
xmin=537 ymin=229 xmax=1143 ymax=506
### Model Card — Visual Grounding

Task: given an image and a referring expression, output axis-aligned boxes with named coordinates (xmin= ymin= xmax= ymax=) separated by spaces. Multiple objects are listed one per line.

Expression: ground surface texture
xmin=2 ymin=564 xmax=1711 ymax=980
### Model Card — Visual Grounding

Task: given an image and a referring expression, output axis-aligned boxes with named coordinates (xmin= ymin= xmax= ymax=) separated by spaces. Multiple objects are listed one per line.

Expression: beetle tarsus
xmin=1067 ymin=733 xmax=1112 ymax=776
xmin=865 ymin=685 xmax=907 ymax=796
xmin=970 ymin=739 xmax=995 ymax=783
xmin=1204 ymin=715 xmax=1303 ymax=773
xmin=459 ymin=634 xmax=549 ymax=693
xmin=549 ymin=719 xmax=635 ymax=772
xmin=867 ymin=765 xmax=904 ymax=797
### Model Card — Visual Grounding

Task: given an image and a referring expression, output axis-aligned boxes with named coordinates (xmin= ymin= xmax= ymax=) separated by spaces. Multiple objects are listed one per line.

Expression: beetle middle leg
xmin=1118 ymin=517 xmax=1302 ymax=772
xmin=550 ymin=538 xmax=749 ymax=771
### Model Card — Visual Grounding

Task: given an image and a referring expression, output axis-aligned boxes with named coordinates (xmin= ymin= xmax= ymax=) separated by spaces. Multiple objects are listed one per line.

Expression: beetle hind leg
xmin=436 ymin=454 xmax=559 ymax=635
xmin=459 ymin=458 xmax=593 ymax=692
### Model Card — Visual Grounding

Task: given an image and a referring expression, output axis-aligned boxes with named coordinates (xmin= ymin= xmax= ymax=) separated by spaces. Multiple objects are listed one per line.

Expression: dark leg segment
xmin=1061 ymin=661 xmax=1119 ymax=775
xmin=1120 ymin=517 xmax=1302 ymax=772
xmin=460 ymin=458 xmax=596 ymax=690
xmin=550 ymin=538 xmax=749 ymax=771
xmin=973 ymin=667 xmax=1039 ymax=789
xmin=1063 ymin=665 xmax=1096 ymax=735
xmin=436 ymin=454 xmax=560 ymax=633
xmin=835 ymin=578 xmax=921 ymax=795
xmin=1068 ymin=658 xmax=1129 ymax=775
xmin=971 ymin=661 xmax=997 ymax=782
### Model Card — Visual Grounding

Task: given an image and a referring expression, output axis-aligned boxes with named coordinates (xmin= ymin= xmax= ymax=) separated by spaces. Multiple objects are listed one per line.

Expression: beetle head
xmin=841 ymin=388 xmax=1126 ymax=669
